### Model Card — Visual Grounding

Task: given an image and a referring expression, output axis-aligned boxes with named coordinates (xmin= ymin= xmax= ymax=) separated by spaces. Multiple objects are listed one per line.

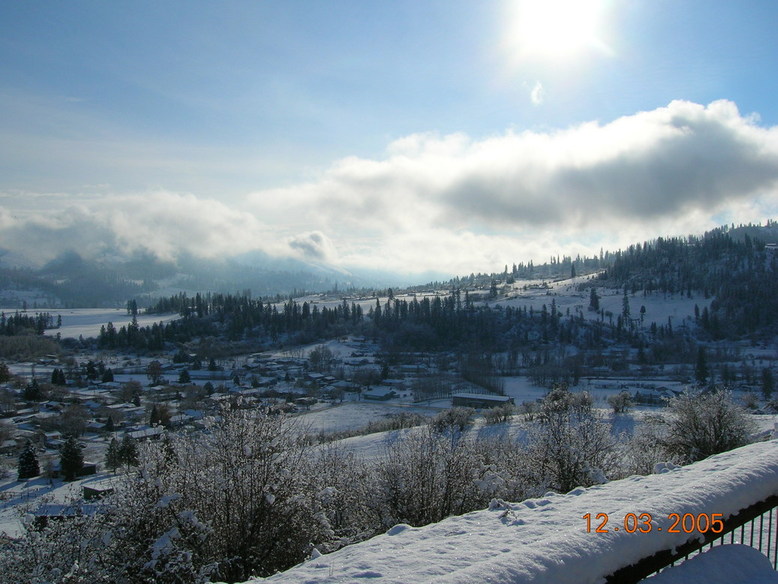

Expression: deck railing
xmin=605 ymin=494 xmax=778 ymax=582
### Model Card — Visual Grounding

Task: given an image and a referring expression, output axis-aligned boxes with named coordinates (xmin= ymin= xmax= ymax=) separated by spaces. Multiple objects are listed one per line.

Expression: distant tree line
xmin=413 ymin=251 xmax=611 ymax=293
xmin=127 ymin=290 xmax=610 ymax=355
xmin=0 ymin=311 xmax=56 ymax=335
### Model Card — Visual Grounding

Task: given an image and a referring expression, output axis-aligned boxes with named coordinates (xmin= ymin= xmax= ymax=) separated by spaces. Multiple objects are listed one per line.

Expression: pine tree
xmin=119 ymin=434 xmax=138 ymax=469
xmin=588 ymin=288 xmax=600 ymax=311
xmin=105 ymin=437 xmax=121 ymax=473
xmin=17 ymin=440 xmax=40 ymax=480
xmin=60 ymin=435 xmax=84 ymax=481
xmin=23 ymin=379 xmax=42 ymax=401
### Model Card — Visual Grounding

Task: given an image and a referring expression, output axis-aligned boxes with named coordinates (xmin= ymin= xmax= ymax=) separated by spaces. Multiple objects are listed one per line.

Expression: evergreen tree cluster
xmin=602 ymin=224 xmax=778 ymax=338
xmin=414 ymin=252 xmax=610 ymax=293
xmin=103 ymin=294 xmax=365 ymax=349
xmin=17 ymin=440 xmax=40 ymax=480
xmin=0 ymin=311 xmax=54 ymax=335
xmin=50 ymin=367 xmax=67 ymax=385
xmin=136 ymin=289 xmax=607 ymax=355
xmin=105 ymin=434 xmax=139 ymax=472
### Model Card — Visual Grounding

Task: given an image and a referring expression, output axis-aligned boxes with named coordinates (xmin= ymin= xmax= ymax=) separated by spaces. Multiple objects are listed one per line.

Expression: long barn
xmin=451 ymin=392 xmax=514 ymax=409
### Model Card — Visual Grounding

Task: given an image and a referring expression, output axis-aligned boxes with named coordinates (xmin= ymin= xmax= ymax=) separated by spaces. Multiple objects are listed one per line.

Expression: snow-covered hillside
xmin=245 ymin=440 xmax=778 ymax=584
xmin=491 ymin=274 xmax=710 ymax=330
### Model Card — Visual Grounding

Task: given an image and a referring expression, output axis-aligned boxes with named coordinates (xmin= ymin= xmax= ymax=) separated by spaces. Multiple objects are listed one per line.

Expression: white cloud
xmin=4 ymin=100 xmax=778 ymax=279
xmin=530 ymin=81 xmax=545 ymax=105
xmin=247 ymin=100 xmax=778 ymax=275
xmin=0 ymin=191 xmax=285 ymax=266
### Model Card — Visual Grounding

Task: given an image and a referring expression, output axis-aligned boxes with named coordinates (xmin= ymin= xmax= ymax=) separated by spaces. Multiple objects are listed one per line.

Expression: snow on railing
xmin=606 ymin=494 xmax=778 ymax=582
xmin=251 ymin=440 xmax=778 ymax=584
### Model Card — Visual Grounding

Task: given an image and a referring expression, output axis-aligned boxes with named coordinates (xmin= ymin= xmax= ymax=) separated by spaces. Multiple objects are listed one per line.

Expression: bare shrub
xmin=519 ymin=400 xmax=539 ymax=421
xmin=376 ymin=428 xmax=485 ymax=526
xmin=483 ymin=403 xmax=515 ymax=425
xmin=607 ymin=390 xmax=633 ymax=413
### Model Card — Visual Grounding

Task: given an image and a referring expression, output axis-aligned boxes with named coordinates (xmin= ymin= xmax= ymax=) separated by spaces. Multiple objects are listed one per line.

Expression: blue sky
xmin=2 ymin=1 xmax=778 ymax=278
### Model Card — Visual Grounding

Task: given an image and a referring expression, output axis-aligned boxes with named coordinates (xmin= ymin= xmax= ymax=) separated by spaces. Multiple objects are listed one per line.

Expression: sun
xmin=504 ymin=0 xmax=610 ymax=63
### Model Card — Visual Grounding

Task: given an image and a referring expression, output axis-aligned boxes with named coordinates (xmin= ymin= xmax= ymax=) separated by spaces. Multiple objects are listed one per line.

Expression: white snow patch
xmin=646 ymin=544 xmax=778 ymax=583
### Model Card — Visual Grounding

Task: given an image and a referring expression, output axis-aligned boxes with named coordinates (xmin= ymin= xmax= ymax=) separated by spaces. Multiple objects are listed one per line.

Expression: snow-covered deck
xmin=250 ymin=440 xmax=778 ymax=584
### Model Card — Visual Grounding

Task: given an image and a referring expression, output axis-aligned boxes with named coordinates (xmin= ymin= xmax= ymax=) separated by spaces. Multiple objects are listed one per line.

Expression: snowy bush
xmin=664 ymin=389 xmax=755 ymax=463
xmin=527 ymin=385 xmax=616 ymax=493
xmin=135 ymin=406 xmax=333 ymax=582
xmin=620 ymin=414 xmax=675 ymax=476
xmin=519 ymin=399 xmax=539 ymax=421
xmin=377 ymin=428 xmax=485 ymax=526
xmin=374 ymin=427 xmax=538 ymax=528
xmin=607 ymin=390 xmax=633 ymax=414
xmin=306 ymin=445 xmax=382 ymax=547
xmin=0 ymin=407 xmax=337 ymax=583
xmin=4 ymin=389 xmax=734 ymax=582
xmin=474 ymin=437 xmax=541 ymax=502
xmin=100 ymin=456 xmax=215 ymax=583
xmin=430 ymin=407 xmax=475 ymax=434
xmin=483 ymin=403 xmax=515 ymax=425
xmin=0 ymin=494 xmax=141 ymax=583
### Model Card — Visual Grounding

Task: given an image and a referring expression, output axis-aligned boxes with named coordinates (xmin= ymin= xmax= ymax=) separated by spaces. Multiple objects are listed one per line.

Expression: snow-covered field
xmin=247 ymin=440 xmax=778 ymax=584
xmin=51 ymin=308 xmax=180 ymax=339
xmin=0 ymin=307 xmax=180 ymax=340
xmin=298 ymin=402 xmax=440 ymax=434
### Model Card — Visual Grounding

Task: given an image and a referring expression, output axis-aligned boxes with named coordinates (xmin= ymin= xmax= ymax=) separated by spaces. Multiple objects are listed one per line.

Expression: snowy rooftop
xmin=248 ymin=440 xmax=778 ymax=584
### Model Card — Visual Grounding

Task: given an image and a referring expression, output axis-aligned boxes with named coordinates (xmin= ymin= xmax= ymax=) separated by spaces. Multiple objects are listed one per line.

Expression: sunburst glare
xmin=504 ymin=0 xmax=612 ymax=64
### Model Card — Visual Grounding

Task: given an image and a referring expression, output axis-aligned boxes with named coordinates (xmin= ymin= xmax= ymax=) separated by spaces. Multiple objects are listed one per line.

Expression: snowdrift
xmin=248 ymin=440 xmax=778 ymax=584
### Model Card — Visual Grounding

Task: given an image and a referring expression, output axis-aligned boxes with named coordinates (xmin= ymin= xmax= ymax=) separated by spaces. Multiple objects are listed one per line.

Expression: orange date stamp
xmin=583 ymin=512 xmax=724 ymax=534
